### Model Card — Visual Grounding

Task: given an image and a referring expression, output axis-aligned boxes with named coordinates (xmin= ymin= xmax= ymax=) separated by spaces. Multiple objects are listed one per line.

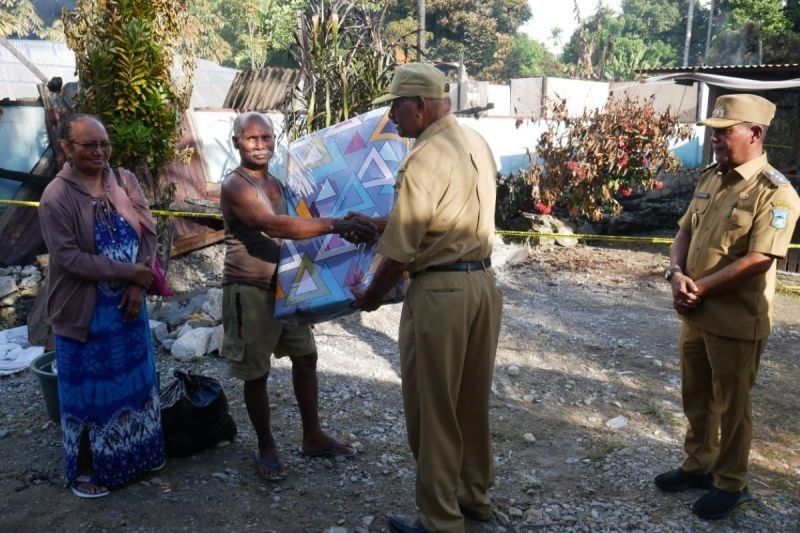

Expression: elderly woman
xmin=39 ymin=114 xmax=166 ymax=498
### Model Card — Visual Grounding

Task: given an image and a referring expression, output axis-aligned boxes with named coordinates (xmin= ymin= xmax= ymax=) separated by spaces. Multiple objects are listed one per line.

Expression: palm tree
xmin=0 ymin=0 xmax=42 ymax=38
xmin=0 ymin=0 xmax=48 ymax=83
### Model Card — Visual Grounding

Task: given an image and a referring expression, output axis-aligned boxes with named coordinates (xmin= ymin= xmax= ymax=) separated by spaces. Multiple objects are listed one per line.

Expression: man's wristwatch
xmin=664 ymin=266 xmax=682 ymax=281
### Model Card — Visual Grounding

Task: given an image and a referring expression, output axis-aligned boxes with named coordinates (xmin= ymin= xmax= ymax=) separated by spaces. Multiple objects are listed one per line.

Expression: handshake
xmin=333 ymin=212 xmax=382 ymax=244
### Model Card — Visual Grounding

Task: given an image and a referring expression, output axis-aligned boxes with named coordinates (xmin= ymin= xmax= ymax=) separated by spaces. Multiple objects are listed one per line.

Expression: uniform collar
xmin=729 ymin=152 xmax=768 ymax=182
xmin=415 ymin=113 xmax=457 ymax=144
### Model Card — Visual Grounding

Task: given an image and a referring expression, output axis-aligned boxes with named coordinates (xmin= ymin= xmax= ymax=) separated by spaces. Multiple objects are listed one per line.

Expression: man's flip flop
xmin=254 ymin=454 xmax=286 ymax=482
xmin=70 ymin=475 xmax=110 ymax=499
xmin=300 ymin=439 xmax=356 ymax=458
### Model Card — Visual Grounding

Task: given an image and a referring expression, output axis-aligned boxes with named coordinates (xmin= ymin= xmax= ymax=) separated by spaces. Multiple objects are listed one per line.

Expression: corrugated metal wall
xmin=223 ymin=67 xmax=301 ymax=111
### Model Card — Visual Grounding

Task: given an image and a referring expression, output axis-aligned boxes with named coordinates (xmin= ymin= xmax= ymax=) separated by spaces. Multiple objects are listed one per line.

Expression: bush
xmin=526 ymin=96 xmax=693 ymax=222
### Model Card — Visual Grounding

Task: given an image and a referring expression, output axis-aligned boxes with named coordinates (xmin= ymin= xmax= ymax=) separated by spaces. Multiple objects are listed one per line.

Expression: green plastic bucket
xmin=30 ymin=351 xmax=60 ymax=423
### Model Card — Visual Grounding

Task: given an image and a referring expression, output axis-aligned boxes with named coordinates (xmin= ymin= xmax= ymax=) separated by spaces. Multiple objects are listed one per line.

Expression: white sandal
xmin=70 ymin=475 xmax=109 ymax=499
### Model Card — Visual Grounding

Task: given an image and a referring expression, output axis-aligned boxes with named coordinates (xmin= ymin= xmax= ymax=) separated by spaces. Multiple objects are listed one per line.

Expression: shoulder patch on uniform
xmin=770 ymin=208 xmax=790 ymax=229
xmin=700 ymin=162 xmax=718 ymax=173
xmin=771 ymin=199 xmax=794 ymax=210
xmin=762 ymin=167 xmax=790 ymax=186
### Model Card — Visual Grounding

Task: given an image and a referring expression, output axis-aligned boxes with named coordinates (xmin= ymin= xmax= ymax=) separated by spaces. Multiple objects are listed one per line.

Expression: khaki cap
xmin=698 ymin=93 xmax=776 ymax=128
xmin=372 ymin=63 xmax=449 ymax=105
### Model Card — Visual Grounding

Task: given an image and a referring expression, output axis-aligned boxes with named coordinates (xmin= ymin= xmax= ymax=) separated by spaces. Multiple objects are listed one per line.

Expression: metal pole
xmin=417 ymin=0 xmax=426 ymax=60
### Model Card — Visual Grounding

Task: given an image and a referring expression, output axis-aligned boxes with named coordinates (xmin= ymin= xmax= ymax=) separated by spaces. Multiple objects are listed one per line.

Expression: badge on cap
xmin=770 ymin=208 xmax=789 ymax=230
xmin=712 ymin=107 xmax=725 ymax=118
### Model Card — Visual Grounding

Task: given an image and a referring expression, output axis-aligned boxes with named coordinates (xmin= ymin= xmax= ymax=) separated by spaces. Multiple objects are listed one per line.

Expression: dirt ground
xmin=1 ymin=242 xmax=798 ymax=532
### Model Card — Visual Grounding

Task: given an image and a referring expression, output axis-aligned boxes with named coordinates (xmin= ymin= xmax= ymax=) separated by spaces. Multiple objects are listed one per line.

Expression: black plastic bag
xmin=159 ymin=370 xmax=237 ymax=457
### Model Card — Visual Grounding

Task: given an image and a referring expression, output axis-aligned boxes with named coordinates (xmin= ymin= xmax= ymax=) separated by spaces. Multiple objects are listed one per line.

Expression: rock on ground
xmin=0 ymin=243 xmax=798 ymax=532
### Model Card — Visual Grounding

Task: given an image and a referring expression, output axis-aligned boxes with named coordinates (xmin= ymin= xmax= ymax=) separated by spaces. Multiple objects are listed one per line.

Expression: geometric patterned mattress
xmin=274 ymin=108 xmax=409 ymax=325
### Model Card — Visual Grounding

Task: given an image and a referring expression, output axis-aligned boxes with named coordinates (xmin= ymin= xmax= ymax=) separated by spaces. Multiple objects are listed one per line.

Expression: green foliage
xmin=186 ymin=0 xmax=375 ymax=69
xmin=185 ymin=0 xmax=296 ymax=67
xmin=229 ymin=0 xmax=306 ymax=69
xmin=787 ymin=0 xmax=800 ymax=31
xmin=707 ymin=0 xmax=792 ymax=63
xmin=0 ymin=0 xmax=42 ymax=37
xmin=63 ymin=0 xmax=195 ymax=203
xmin=526 ymin=97 xmax=694 ymax=222
xmin=384 ymin=0 xmax=532 ymax=81
xmin=559 ymin=0 xmax=798 ymax=72
xmin=510 ymin=34 xmax=562 ymax=78
xmin=725 ymin=0 xmax=789 ymax=37
xmin=187 ymin=0 xmax=231 ymax=64
xmin=562 ymin=0 xmax=707 ymax=77
xmin=618 ymin=0 xmax=709 ymax=63
xmin=495 ymin=165 xmax=534 ymax=230
xmin=603 ymin=37 xmax=676 ymax=81
xmin=286 ymin=0 xmax=396 ymax=139
xmin=482 ymin=33 xmax=562 ymax=82
xmin=34 ymin=19 xmax=64 ymax=40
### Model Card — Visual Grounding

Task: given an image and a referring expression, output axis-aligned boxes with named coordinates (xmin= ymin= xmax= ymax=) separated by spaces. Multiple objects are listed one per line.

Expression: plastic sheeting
xmin=274 ymin=108 xmax=408 ymax=325
xmin=644 ymin=72 xmax=800 ymax=90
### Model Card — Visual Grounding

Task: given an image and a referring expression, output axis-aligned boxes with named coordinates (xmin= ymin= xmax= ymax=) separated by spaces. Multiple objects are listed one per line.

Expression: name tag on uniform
xmin=770 ymin=208 xmax=789 ymax=230
xmin=694 ymin=191 xmax=710 ymax=199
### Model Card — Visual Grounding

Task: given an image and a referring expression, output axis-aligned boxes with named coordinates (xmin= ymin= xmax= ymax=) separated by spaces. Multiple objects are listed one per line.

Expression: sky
xmin=521 ymin=0 xmax=622 ymax=54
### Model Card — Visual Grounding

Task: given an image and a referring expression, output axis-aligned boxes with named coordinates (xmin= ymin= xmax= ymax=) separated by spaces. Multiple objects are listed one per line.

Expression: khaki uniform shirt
xmin=376 ymin=114 xmax=497 ymax=271
xmin=678 ymin=153 xmax=800 ymax=339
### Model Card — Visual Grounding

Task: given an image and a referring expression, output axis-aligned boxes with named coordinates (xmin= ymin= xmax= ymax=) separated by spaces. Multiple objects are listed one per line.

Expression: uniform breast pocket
xmin=691 ymin=197 xmax=711 ymax=215
xmin=722 ymin=208 xmax=754 ymax=248
xmin=688 ymin=196 xmax=711 ymax=228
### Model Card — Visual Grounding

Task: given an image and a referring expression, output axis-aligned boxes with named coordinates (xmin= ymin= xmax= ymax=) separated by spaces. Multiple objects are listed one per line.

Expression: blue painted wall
xmin=0 ymin=106 xmax=49 ymax=199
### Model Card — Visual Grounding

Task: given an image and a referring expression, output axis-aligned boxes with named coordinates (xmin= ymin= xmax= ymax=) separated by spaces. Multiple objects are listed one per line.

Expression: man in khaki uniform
xmin=353 ymin=63 xmax=503 ymax=533
xmin=657 ymin=94 xmax=800 ymax=519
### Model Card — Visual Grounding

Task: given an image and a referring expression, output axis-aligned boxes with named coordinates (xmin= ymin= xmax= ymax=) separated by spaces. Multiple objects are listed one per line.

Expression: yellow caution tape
xmin=0 ymin=199 xmax=223 ymax=220
xmin=496 ymin=229 xmax=675 ymax=245
xmin=0 ymin=199 xmax=40 ymax=208
xmin=149 ymin=209 xmax=222 ymax=220
xmin=497 ymin=229 xmax=800 ymax=249
xmin=2 ymin=198 xmax=798 ymax=248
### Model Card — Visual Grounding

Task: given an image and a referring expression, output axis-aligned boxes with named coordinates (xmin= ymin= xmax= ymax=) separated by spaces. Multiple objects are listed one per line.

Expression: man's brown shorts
xmin=221 ymin=283 xmax=316 ymax=381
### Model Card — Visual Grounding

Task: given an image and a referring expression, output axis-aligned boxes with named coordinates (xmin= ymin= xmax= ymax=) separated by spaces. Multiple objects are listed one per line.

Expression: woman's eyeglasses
xmin=68 ymin=140 xmax=112 ymax=151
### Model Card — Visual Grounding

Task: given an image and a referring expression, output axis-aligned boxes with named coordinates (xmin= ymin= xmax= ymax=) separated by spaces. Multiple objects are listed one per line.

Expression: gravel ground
xmin=0 ymin=242 xmax=798 ymax=532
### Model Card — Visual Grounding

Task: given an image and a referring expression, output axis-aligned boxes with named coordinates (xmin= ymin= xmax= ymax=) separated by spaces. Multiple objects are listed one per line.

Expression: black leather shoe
xmin=692 ymin=487 xmax=751 ymax=520
xmin=460 ymin=506 xmax=492 ymax=523
xmin=388 ymin=514 xmax=428 ymax=533
xmin=654 ymin=468 xmax=714 ymax=492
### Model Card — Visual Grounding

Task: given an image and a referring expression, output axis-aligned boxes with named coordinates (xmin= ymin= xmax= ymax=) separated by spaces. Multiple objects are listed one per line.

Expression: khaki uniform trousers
xmin=679 ymin=322 xmax=765 ymax=492
xmin=399 ymin=269 xmax=502 ymax=532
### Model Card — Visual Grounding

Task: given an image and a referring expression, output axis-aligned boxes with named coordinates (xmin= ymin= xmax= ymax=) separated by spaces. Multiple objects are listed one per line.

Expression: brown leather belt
xmin=411 ymin=257 xmax=492 ymax=278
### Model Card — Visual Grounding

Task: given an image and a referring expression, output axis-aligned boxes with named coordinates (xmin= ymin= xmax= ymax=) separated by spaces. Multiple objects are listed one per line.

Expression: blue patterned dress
xmin=55 ymin=201 xmax=165 ymax=487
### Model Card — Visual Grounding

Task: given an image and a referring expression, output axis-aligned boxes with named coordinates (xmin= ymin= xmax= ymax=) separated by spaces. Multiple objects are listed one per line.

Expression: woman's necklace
xmin=93 ymin=195 xmax=119 ymax=244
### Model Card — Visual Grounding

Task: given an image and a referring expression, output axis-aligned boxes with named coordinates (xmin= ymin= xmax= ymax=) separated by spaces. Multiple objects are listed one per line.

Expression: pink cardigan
xmin=39 ymin=163 xmax=157 ymax=342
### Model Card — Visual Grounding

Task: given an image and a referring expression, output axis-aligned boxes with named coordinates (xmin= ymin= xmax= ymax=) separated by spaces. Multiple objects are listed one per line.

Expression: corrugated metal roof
xmin=0 ymin=40 xmax=78 ymax=101
xmin=639 ymin=63 xmax=800 ymax=75
xmin=223 ymin=67 xmax=302 ymax=110
xmin=177 ymin=58 xmax=240 ymax=109
xmin=1 ymin=39 xmax=239 ymax=108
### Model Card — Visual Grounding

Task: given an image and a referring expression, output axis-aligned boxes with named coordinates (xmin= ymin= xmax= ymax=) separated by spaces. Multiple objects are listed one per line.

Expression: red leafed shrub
xmin=526 ymin=96 xmax=694 ymax=221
